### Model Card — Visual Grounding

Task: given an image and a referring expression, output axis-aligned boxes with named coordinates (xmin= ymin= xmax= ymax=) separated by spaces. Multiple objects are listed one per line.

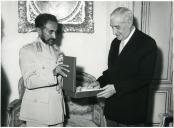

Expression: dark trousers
xmin=106 ymin=119 xmax=145 ymax=127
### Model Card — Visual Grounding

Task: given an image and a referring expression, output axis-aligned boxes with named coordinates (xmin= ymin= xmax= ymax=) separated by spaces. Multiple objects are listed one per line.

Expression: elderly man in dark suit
xmin=89 ymin=7 xmax=157 ymax=126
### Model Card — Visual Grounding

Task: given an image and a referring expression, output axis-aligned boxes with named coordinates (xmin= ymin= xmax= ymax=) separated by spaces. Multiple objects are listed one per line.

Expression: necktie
xmin=119 ymin=41 xmax=124 ymax=54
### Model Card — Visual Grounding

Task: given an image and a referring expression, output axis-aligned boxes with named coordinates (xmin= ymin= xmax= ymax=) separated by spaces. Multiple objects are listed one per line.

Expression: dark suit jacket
xmin=97 ymin=28 xmax=157 ymax=124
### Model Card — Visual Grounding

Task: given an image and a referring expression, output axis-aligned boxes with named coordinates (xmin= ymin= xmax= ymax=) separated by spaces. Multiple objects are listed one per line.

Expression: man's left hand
xmin=97 ymin=84 xmax=116 ymax=98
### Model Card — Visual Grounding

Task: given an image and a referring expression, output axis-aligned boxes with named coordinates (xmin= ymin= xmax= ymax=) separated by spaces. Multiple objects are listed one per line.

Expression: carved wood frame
xmin=18 ymin=1 xmax=94 ymax=33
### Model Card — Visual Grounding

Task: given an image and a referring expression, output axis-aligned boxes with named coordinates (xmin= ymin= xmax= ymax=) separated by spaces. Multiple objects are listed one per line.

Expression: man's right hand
xmin=53 ymin=64 xmax=70 ymax=77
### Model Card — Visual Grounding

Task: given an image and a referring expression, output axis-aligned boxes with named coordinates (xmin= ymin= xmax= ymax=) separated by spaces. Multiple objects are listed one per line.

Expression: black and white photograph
xmin=1 ymin=0 xmax=173 ymax=127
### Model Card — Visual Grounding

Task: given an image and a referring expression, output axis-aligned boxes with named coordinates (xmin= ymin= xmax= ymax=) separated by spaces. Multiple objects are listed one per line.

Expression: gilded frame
xmin=18 ymin=1 xmax=94 ymax=33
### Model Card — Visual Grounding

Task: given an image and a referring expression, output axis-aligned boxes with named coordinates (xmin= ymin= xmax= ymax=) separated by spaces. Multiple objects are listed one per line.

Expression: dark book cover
xmin=63 ymin=56 xmax=103 ymax=98
xmin=63 ymin=56 xmax=76 ymax=93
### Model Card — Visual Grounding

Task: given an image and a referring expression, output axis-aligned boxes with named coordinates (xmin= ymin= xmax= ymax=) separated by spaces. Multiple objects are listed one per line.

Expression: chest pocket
xmin=37 ymin=52 xmax=57 ymax=69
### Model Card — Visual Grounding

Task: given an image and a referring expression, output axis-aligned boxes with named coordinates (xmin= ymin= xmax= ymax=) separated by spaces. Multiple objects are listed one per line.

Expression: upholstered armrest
xmin=7 ymin=99 xmax=22 ymax=112
xmin=7 ymin=99 xmax=25 ymax=127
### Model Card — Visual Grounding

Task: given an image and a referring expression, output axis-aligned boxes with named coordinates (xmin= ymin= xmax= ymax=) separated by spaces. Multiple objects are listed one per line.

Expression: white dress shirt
xmin=119 ymin=26 xmax=135 ymax=54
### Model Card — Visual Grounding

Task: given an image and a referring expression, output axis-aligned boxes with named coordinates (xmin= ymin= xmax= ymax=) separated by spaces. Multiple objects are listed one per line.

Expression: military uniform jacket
xmin=19 ymin=37 xmax=65 ymax=125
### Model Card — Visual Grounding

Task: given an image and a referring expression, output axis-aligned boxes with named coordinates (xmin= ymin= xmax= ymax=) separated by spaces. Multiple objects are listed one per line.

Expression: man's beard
xmin=40 ymin=36 xmax=56 ymax=46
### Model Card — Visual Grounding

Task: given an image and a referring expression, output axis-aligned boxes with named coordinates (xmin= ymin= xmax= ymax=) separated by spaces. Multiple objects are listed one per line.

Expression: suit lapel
xmin=115 ymin=39 xmax=121 ymax=57
xmin=112 ymin=39 xmax=120 ymax=59
xmin=118 ymin=29 xmax=139 ymax=57
xmin=108 ymin=39 xmax=120 ymax=67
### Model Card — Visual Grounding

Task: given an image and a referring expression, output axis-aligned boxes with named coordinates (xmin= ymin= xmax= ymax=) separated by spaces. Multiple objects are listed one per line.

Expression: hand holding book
xmin=53 ymin=64 xmax=70 ymax=77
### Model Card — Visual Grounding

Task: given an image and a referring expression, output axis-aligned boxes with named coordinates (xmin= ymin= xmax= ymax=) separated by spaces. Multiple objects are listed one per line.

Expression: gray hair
xmin=111 ymin=7 xmax=133 ymax=24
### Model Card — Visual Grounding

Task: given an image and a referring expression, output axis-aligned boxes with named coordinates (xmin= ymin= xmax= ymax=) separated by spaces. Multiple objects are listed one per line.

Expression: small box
xmin=63 ymin=56 xmax=103 ymax=98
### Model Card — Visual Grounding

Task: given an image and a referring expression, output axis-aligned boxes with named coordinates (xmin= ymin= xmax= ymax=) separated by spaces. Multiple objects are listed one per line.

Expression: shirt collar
xmin=122 ymin=26 xmax=135 ymax=46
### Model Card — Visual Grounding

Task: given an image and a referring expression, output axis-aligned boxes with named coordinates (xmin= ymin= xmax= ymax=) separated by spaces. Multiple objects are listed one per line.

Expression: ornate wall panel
xmin=18 ymin=1 xmax=94 ymax=33
xmin=134 ymin=1 xmax=173 ymax=126
xmin=147 ymin=87 xmax=173 ymax=125
xmin=150 ymin=2 xmax=173 ymax=84
xmin=135 ymin=1 xmax=173 ymax=126
xmin=136 ymin=1 xmax=173 ymax=84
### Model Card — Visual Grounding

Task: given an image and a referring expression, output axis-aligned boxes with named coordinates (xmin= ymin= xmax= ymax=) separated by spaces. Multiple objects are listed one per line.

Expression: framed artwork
xmin=18 ymin=1 xmax=94 ymax=33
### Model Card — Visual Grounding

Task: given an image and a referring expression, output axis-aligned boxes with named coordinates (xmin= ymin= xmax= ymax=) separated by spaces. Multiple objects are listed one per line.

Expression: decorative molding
xmin=141 ymin=1 xmax=150 ymax=34
xmin=140 ymin=2 xmax=173 ymax=84
xmin=154 ymin=3 xmax=173 ymax=84
xmin=156 ymin=87 xmax=172 ymax=114
xmin=140 ymin=3 xmax=173 ymax=126
xmin=148 ymin=86 xmax=173 ymax=125
xmin=18 ymin=1 xmax=94 ymax=33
